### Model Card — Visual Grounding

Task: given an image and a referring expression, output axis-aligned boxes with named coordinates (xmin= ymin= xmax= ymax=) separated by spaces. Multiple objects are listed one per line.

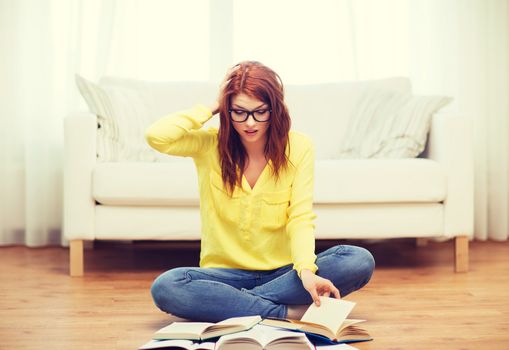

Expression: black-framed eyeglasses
xmin=228 ymin=108 xmax=272 ymax=123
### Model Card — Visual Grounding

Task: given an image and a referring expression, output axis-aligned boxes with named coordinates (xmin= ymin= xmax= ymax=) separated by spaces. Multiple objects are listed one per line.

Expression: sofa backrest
xmin=99 ymin=76 xmax=411 ymax=160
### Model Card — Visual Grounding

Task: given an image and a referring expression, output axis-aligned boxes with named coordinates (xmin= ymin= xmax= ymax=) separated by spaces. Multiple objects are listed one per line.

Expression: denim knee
xmin=323 ymin=245 xmax=375 ymax=275
xmin=322 ymin=245 xmax=375 ymax=294
xmin=150 ymin=267 xmax=188 ymax=313
xmin=351 ymin=246 xmax=376 ymax=286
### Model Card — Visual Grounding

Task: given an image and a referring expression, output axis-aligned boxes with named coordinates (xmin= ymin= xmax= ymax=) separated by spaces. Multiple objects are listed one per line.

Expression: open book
xmin=152 ymin=315 xmax=261 ymax=341
xmin=260 ymin=297 xmax=372 ymax=343
xmin=216 ymin=324 xmax=314 ymax=350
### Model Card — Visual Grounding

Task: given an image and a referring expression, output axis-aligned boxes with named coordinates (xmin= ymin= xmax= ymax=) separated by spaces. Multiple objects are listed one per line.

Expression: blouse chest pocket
xmin=260 ymin=188 xmax=292 ymax=231
xmin=209 ymin=171 xmax=242 ymax=224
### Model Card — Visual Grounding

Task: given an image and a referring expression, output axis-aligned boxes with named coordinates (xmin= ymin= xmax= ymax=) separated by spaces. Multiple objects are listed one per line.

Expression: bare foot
xmin=286 ymin=304 xmax=310 ymax=319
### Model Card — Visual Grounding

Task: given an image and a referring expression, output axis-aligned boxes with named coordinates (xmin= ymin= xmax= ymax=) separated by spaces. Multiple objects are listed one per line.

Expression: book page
xmin=338 ymin=319 xmax=365 ymax=332
xmin=217 ymin=327 xmax=263 ymax=349
xmin=254 ymin=324 xmax=309 ymax=347
xmin=262 ymin=318 xmax=334 ymax=339
xmin=207 ymin=315 xmax=261 ymax=331
xmin=204 ymin=315 xmax=261 ymax=338
xmin=260 ymin=318 xmax=303 ymax=331
xmin=214 ymin=315 xmax=261 ymax=327
xmin=301 ymin=297 xmax=356 ymax=336
xmin=154 ymin=322 xmax=212 ymax=339
xmin=217 ymin=324 xmax=312 ymax=350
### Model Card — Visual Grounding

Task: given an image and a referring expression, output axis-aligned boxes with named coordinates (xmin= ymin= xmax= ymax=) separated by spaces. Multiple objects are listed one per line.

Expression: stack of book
xmin=139 ymin=297 xmax=372 ymax=350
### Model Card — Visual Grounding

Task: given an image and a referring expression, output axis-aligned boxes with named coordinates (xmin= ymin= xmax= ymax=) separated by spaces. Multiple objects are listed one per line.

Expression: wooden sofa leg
xmin=455 ymin=235 xmax=469 ymax=273
xmin=416 ymin=238 xmax=428 ymax=247
xmin=70 ymin=240 xmax=84 ymax=277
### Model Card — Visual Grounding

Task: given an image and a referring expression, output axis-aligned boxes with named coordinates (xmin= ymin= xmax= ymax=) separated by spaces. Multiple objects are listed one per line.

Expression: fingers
xmin=219 ymin=64 xmax=242 ymax=94
xmin=219 ymin=77 xmax=232 ymax=92
xmin=319 ymin=282 xmax=341 ymax=300
xmin=326 ymin=282 xmax=341 ymax=299
xmin=303 ymin=275 xmax=341 ymax=306
xmin=309 ymin=288 xmax=321 ymax=306
xmin=228 ymin=63 xmax=241 ymax=74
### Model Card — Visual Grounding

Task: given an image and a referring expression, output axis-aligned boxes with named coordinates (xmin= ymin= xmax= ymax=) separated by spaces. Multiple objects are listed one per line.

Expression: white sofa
xmin=63 ymin=77 xmax=474 ymax=276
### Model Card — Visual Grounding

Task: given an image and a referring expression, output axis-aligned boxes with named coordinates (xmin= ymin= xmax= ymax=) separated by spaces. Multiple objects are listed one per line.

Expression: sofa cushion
xmin=92 ymin=158 xmax=445 ymax=206
xmin=93 ymin=160 xmax=200 ymax=206
xmin=314 ymin=158 xmax=446 ymax=203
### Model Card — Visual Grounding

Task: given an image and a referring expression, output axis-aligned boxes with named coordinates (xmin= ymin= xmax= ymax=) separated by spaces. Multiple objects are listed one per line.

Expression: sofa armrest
xmin=63 ymin=112 xmax=97 ymax=241
xmin=423 ymin=113 xmax=474 ymax=238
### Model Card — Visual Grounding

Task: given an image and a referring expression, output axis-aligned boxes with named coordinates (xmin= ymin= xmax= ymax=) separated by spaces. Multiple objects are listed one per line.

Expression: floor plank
xmin=0 ymin=238 xmax=508 ymax=350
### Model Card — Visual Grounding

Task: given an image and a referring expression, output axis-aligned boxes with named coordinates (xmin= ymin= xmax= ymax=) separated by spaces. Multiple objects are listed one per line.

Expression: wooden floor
xmin=0 ymin=238 xmax=508 ymax=350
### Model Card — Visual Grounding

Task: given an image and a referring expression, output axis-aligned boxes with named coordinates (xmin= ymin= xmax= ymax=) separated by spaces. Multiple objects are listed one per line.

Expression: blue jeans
xmin=150 ymin=245 xmax=375 ymax=322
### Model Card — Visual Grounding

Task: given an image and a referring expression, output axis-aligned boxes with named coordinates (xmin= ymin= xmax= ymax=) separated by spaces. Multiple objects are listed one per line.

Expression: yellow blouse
xmin=145 ymin=104 xmax=318 ymax=277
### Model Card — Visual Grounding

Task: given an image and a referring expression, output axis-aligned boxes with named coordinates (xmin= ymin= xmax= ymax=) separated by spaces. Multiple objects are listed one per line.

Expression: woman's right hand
xmin=300 ymin=269 xmax=341 ymax=306
xmin=210 ymin=64 xmax=241 ymax=115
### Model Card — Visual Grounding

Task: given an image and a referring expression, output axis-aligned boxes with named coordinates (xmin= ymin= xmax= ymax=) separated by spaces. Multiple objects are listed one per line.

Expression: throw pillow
xmin=75 ymin=74 xmax=165 ymax=162
xmin=338 ymin=88 xmax=452 ymax=158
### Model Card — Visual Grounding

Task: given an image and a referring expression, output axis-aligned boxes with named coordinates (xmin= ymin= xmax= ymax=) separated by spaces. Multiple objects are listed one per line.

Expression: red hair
xmin=217 ymin=61 xmax=292 ymax=196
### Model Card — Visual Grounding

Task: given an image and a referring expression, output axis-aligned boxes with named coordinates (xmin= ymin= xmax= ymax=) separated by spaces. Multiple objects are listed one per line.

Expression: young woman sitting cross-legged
xmin=145 ymin=61 xmax=375 ymax=322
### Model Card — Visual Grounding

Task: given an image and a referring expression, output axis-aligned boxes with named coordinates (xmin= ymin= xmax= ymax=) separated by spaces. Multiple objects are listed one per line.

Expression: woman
xmin=146 ymin=61 xmax=375 ymax=322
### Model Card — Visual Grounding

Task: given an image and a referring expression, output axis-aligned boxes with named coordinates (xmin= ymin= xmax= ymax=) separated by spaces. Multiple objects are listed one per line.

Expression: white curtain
xmin=344 ymin=0 xmax=509 ymax=241
xmin=1 ymin=0 xmax=64 ymax=246
xmin=0 ymin=0 xmax=507 ymax=246
xmin=0 ymin=0 xmax=114 ymax=246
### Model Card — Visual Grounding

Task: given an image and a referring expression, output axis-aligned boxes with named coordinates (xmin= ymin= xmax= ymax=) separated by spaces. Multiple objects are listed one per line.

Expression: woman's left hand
xmin=300 ymin=269 xmax=341 ymax=306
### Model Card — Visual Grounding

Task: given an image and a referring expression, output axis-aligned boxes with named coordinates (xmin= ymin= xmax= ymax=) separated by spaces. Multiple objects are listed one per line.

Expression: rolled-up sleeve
xmin=145 ymin=104 xmax=215 ymax=158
